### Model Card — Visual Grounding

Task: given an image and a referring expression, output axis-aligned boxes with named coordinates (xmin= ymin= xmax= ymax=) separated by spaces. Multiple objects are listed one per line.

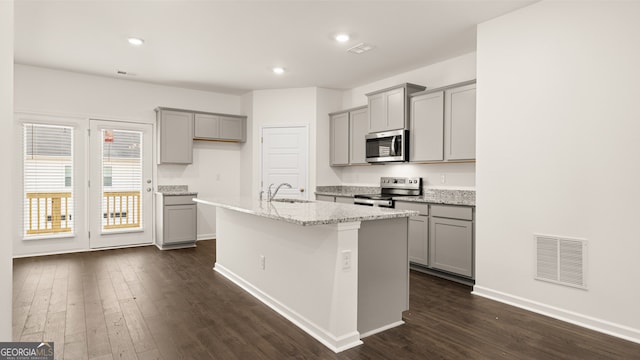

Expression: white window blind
xmin=23 ymin=123 xmax=74 ymax=237
xmin=101 ymin=129 xmax=143 ymax=231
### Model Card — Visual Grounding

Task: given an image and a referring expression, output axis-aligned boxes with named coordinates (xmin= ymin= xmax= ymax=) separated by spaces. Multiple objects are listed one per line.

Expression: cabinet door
xmin=194 ymin=113 xmax=220 ymax=139
xmin=408 ymin=215 xmax=429 ymax=266
xmin=411 ymin=91 xmax=444 ymax=162
xmin=315 ymin=195 xmax=335 ymax=202
xmin=220 ymin=116 xmax=244 ymax=141
xmin=368 ymin=92 xmax=387 ymax=133
xmin=335 ymin=196 xmax=354 ymax=204
xmin=349 ymin=108 xmax=368 ymax=165
xmin=163 ymin=204 xmax=197 ymax=244
xmin=429 ymin=217 xmax=473 ymax=277
xmin=386 ymin=87 xmax=406 ymax=130
xmin=445 ymin=83 xmax=476 ymax=160
xmin=158 ymin=110 xmax=193 ymax=164
xmin=330 ymin=112 xmax=350 ymax=166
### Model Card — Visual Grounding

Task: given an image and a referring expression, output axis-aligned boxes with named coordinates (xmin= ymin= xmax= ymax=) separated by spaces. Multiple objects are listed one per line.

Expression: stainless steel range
xmin=353 ymin=177 xmax=422 ymax=208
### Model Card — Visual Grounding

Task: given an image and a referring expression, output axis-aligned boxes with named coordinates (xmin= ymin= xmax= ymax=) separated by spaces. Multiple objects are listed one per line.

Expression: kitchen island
xmin=194 ymin=197 xmax=418 ymax=352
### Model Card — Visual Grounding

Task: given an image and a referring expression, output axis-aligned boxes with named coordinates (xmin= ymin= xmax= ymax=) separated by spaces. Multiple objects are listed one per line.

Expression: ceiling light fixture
xmin=127 ymin=37 xmax=144 ymax=46
xmin=272 ymin=67 xmax=285 ymax=75
xmin=335 ymin=33 xmax=350 ymax=43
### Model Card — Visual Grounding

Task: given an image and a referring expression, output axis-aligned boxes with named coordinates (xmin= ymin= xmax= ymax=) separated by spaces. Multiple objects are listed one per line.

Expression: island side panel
xmin=358 ymin=217 xmax=409 ymax=337
xmin=214 ymin=207 xmax=362 ymax=352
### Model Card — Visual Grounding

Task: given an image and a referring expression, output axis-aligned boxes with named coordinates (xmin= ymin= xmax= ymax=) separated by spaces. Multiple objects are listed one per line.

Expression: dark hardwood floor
xmin=13 ymin=240 xmax=640 ymax=359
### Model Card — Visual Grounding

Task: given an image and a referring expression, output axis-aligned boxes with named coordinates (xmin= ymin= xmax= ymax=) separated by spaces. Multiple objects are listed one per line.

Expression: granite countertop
xmin=194 ymin=197 xmax=418 ymax=226
xmin=156 ymin=185 xmax=198 ymax=196
xmin=315 ymin=185 xmax=475 ymax=206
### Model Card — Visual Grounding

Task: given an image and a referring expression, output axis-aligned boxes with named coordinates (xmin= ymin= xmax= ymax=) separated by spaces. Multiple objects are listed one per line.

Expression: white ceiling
xmin=15 ymin=1 xmax=535 ymax=94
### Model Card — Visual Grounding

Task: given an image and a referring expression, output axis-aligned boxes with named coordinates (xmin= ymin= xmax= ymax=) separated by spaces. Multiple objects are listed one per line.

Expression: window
xmin=23 ymin=124 xmax=74 ymax=237
xmin=103 ymin=166 xmax=112 ymax=187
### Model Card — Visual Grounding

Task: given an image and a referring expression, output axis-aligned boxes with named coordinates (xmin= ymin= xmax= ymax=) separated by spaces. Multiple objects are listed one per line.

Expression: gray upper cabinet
xmin=349 ymin=107 xmax=368 ymax=165
xmin=366 ymin=83 xmax=426 ymax=133
xmin=156 ymin=109 xmax=194 ymax=164
xmin=445 ymin=82 xmax=476 ymax=161
xmin=330 ymin=111 xmax=350 ymax=166
xmin=409 ymin=80 xmax=476 ymax=163
xmin=194 ymin=113 xmax=220 ymax=139
xmin=330 ymin=106 xmax=368 ymax=166
xmin=219 ymin=116 xmax=245 ymax=141
xmin=410 ymin=91 xmax=445 ymax=162
xmin=194 ymin=112 xmax=246 ymax=142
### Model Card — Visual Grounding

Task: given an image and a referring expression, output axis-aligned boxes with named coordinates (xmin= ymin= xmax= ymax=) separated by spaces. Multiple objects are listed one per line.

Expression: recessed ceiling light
xmin=127 ymin=37 xmax=144 ymax=46
xmin=272 ymin=67 xmax=285 ymax=75
xmin=335 ymin=33 xmax=350 ymax=43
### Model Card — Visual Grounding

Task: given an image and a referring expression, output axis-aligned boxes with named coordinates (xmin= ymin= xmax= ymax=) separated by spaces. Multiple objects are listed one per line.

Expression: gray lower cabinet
xmin=395 ymin=201 xmax=429 ymax=266
xmin=335 ymin=196 xmax=354 ymax=204
xmin=315 ymin=194 xmax=335 ymax=202
xmin=156 ymin=195 xmax=197 ymax=249
xmin=429 ymin=205 xmax=474 ymax=278
xmin=156 ymin=109 xmax=194 ymax=164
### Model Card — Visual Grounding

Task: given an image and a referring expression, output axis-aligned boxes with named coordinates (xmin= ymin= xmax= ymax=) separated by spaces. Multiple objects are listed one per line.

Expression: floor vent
xmin=535 ymin=234 xmax=587 ymax=289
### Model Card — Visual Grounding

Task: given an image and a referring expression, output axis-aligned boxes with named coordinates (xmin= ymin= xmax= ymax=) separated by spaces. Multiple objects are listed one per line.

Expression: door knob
xmin=146 ymin=187 xmax=152 ymax=192
xmin=146 ymin=179 xmax=152 ymax=184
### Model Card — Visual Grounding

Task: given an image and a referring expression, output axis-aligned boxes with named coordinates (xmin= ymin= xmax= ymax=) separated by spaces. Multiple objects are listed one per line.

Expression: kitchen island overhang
xmin=194 ymin=197 xmax=417 ymax=353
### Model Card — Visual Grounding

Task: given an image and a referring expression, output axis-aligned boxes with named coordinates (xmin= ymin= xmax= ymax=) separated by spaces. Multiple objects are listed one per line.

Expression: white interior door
xmin=261 ymin=126 xmax=308 ymax=199
xmin=89 ymin=120 xmax=153 ymax=248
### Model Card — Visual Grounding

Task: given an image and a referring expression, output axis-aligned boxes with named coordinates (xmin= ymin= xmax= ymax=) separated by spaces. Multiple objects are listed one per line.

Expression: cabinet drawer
xmin=335 ymin=196 xmax=354 ymax=204
xmin=315 ymin=195 xmax=335 ymax=202
xmin=430 ymin=205 xmax=472 ymax=220
xmin=163 ymin=195 xmax=195 ymax=205
xmin=395 ymin=201 xmax=429 ymax=215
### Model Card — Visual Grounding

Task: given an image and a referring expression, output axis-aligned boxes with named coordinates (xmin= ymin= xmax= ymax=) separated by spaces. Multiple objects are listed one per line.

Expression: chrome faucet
xmin=268 ymin=182 xmax=292 ymax=202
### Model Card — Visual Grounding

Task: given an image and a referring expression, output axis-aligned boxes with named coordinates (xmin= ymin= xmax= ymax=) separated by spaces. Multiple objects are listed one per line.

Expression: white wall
xmin=0 ymin=0 xmax=14 ymax=340
xmin=476 ymin=1 xmax=640 ymax=343
xmin=249 ymin=87 xmax=321 ymax=199
xmin=14 ymin=65 xmax=243 ymax=254
xmin=337 ymin=53 xmax=477 ymax=188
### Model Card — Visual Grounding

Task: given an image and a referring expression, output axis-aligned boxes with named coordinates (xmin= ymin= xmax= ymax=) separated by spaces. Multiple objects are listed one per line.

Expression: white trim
xmin=472 ymin=286 xmax=640 ymax=345
xmin=359 ymin=320 xmax=405 ymax=339
xmin=196 ymin=233 xmax=216 ymax=241
xmin=214 ymin=262 xmax=363 ymax=353
xmin=12 ymin=242 xmax=155 ymax=259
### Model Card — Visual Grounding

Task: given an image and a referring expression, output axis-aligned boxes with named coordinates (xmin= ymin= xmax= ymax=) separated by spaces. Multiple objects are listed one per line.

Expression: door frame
xmin=260 ymin=124 xmax=309 ymax=199
xmin=88 ymin=118 xmax=155 ymax=249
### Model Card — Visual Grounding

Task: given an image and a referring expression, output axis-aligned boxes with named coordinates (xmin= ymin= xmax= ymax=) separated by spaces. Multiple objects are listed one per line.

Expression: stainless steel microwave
xmin=365 ymin=129 xmax=409 ymax=163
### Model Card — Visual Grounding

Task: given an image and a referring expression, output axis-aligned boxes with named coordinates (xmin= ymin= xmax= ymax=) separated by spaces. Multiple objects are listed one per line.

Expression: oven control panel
xmin=380 ymin=177 xmax=422 ymax=190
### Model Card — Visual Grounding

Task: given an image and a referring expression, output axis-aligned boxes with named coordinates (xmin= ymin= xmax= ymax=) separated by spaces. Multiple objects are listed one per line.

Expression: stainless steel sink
xmin=271 ymin=198 xmax=313 ymax=204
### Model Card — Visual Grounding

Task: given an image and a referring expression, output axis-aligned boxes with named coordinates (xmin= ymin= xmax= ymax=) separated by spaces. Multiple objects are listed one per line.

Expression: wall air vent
xmin=347 ymin=43 xmax=375 ymax=54
xmin=535 ymin=234 xmax=587 ymax=289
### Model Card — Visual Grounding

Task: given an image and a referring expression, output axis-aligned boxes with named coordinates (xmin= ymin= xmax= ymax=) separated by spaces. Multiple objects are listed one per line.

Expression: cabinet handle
xmin=300 ymin=188 xmax=305 ymax=193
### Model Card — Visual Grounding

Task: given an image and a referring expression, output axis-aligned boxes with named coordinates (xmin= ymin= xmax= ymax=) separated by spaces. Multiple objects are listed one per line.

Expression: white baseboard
xmin=472 ymin=286 xmax=640 ymax=345
xmin=13 ymin=242 xmax=155 ymax=259
xmin=214 ymin=262 xmax=363 ymax=353
xmin=197 ymin=233 xmax=216 ymax=241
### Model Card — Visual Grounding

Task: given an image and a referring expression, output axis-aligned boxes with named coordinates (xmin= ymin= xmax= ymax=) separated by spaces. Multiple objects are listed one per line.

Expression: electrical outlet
xmin=441 ymin=174 xmax=446 ymax=184
xmin=341 ymin=250 xmax=351 ymax=270
xmin=259 ymin=255 xmax=265 ymax=270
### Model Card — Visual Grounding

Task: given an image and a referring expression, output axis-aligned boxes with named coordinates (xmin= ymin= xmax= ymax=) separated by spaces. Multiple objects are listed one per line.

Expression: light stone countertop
xmin=315 ymin=186 xmax=475 ymax=206
xmin=156 ymin=185 xmax=198 ymax=196
xmin=194 ymin=197 xmax=418 ymax=226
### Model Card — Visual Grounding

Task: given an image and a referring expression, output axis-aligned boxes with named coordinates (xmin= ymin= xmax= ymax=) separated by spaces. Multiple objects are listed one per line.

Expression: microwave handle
xmin=391 ymin=136 xmax=396 ymax=155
